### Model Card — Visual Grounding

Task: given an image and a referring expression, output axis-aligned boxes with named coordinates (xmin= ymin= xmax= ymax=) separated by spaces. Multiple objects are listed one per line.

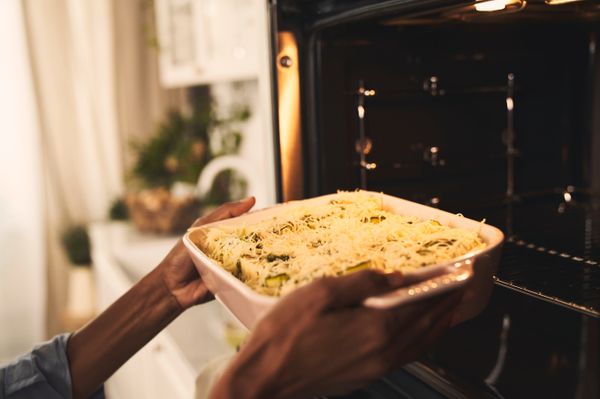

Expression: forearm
xmin=67 ymin=267 xmax=182 ymax=399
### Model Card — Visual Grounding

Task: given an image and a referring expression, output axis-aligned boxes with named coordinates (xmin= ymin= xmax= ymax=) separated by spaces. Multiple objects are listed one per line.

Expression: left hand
xmin=212 ymin=270 xmax=462 ymax=399
xmin=156 ymin=197 xmax=256 ymax=310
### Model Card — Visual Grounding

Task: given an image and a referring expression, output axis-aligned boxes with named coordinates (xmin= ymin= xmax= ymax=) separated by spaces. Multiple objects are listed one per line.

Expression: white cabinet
xmin=103 ymin=334 xmax=195 ymax=399
xmin=155 ymin=0 xmax=263 ymax=86
xmin=91 ymin=223 xmax=240 ymax=399
xmin=144 ymin=335 xmax=196 ymax=399
xmin=154 ymin=0 xmax=278 ymax=209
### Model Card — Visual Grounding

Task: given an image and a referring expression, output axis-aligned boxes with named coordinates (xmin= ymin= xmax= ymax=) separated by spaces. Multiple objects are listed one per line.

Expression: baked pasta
xmin=196 ymin=191 xmax=485 ymax=296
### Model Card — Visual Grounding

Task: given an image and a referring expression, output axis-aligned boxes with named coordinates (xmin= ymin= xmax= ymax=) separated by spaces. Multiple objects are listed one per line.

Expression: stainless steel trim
xmin=277 ymin=32 xmax=304 ymax=201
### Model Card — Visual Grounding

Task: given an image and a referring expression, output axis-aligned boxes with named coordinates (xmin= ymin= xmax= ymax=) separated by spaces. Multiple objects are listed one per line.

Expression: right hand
xmin=212 ymin=270 xmax=463 ymax=399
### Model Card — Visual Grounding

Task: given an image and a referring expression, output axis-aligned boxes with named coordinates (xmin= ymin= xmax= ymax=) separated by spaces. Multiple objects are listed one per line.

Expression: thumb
xmin=319 ymin=270 xmax=408 ymax=309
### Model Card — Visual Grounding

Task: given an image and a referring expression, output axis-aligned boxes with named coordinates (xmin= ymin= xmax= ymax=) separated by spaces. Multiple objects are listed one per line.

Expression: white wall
xmin=207 ymin=80 xmax=277 ymax=209
xmin=0 ymin=0 xmax=46 ymax=360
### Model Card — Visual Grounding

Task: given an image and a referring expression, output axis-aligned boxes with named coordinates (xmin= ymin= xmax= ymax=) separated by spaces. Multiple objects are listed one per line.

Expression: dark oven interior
xmin=318 ymin=22 xmax=590 ymax=209
xmin=290 ymin=0 xmax=600 ymax=318
xmin=275 ymin=1 xmax=600 ymax=396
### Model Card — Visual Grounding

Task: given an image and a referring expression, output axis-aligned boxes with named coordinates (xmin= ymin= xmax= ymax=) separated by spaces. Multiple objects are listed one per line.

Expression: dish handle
xmin=363 ymin=259 xmax=474 ymax=309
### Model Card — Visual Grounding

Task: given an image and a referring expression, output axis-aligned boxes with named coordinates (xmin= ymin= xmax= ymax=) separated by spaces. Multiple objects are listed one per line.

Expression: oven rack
xmin=476 ymin=192 xmax=600 ymax=318
xmin=344 ymin=85 xmax=514 ymax=98
xmin=495 ymin=240 xmax=600 ymax=318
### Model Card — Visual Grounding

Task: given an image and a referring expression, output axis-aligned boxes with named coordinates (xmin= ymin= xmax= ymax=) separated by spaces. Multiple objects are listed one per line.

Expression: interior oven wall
xmin=314 ymin=22 xmax=595 ymax=213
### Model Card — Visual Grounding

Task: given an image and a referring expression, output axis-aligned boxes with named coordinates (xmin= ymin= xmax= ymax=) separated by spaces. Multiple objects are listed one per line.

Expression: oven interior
xmin=307 ymin=2 xmax=600 ymax=319
xmin=273 ymin=1 xmax=600 ymax=396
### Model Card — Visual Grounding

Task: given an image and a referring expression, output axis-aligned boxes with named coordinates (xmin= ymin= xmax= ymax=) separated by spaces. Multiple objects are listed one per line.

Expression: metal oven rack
xmin=496 ymin=240 xmax=600 ymax=317
xmin=471 ymin=191 xmax=600 ymax=318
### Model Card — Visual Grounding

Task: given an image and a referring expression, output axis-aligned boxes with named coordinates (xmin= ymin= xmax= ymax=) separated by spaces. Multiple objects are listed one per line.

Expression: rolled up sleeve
xmin=0 ymin=334 xmax=104 ymax=399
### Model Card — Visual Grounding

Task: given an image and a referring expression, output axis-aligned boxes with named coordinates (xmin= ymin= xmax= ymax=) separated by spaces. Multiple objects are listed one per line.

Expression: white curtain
xmin=24 ymin=0 xmax=124 ymax=337
xmin=0 ymin=0 xmax=46 ymax=360
xmin=25 ymin=0 xmax=124 ymax=222
xmin=23 ymin=0 xmax=187 ymax=337
xmin=112 ymin=0 xmax=189 ymax=169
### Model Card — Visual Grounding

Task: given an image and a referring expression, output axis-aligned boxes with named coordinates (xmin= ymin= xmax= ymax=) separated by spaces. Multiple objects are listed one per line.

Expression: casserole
xmin=184 ymin=192 xmax=504 ymax=329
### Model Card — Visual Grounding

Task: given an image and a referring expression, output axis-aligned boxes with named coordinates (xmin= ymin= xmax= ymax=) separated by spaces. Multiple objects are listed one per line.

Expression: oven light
xmin=475 ymin=0 xmax=508 ymax=12
xmin=545 ymin=0 xmax=583 ymax=4
xmin=360 ymin=161 xmax=377 ymax=170
xmin=506 ymin=97 xmax=514 ymax=111
xmin=563 ymin=192 xmax=572 ymax=202
xmin=357 ymin=105 xmax=365 ymax=119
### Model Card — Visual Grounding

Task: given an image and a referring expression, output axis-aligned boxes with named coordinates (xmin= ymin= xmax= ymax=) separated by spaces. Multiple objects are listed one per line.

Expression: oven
xmin=269 ymin=0 xmax=600 ymax=398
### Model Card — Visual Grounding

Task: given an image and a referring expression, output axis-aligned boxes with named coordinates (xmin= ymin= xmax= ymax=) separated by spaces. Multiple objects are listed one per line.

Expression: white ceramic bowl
xmin=184 ymin=192 xmax=504 ymax=330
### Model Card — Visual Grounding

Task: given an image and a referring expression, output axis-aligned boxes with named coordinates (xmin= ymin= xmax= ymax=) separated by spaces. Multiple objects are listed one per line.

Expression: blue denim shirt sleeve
xmin=0 ymin=334 xmax=104 ymax=399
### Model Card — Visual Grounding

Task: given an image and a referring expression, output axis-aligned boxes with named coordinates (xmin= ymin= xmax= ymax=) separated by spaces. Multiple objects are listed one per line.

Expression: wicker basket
xmin=125 ymin=188 xmax=200 ymax=234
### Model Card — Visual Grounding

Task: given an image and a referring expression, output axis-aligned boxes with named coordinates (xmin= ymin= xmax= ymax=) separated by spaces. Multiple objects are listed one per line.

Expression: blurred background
xmin=0 ymin=1 xmax=276 ymax=392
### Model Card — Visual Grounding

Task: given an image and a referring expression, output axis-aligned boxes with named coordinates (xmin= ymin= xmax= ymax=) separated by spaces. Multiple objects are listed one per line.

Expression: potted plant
xmin=62 ymin=225 xmax=95 ymax=321
xmin=126 ymin=88 xmax=249 ymax=234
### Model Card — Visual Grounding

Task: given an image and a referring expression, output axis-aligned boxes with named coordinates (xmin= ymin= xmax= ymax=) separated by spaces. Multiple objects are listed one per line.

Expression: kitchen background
xmin=0 ymin=0 xmax=276 ymax=397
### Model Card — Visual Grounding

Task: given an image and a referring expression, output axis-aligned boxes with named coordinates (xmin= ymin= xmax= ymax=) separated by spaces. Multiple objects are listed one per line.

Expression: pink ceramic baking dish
xmin=183 ymin=191 xmax=504 ymax=330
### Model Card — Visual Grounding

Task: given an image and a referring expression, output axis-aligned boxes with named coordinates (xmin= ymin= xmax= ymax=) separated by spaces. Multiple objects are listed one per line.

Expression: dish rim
xmin=183 ymin=191 xmax=505 ymax=303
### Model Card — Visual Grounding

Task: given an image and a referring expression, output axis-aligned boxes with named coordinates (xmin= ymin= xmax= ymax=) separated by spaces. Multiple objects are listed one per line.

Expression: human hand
xmin=156 ymin=196 xmax=256 ymax=310
xmin=213 ymin=270 xmax=462 ymax=399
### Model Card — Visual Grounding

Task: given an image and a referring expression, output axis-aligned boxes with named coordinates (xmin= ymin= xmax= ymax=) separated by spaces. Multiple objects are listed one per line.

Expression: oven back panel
xmin=316 ymin=22 xmax=593 ymax=212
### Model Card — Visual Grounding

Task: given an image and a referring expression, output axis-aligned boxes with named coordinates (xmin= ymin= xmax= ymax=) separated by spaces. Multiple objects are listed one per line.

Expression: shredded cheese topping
xmin=200 ymin=191 xmax=485 ymax=296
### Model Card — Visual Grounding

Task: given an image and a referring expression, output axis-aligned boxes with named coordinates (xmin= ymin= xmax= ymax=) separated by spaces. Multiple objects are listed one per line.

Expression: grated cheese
xmin=200 ymin=191 xmax=486 ymax=296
